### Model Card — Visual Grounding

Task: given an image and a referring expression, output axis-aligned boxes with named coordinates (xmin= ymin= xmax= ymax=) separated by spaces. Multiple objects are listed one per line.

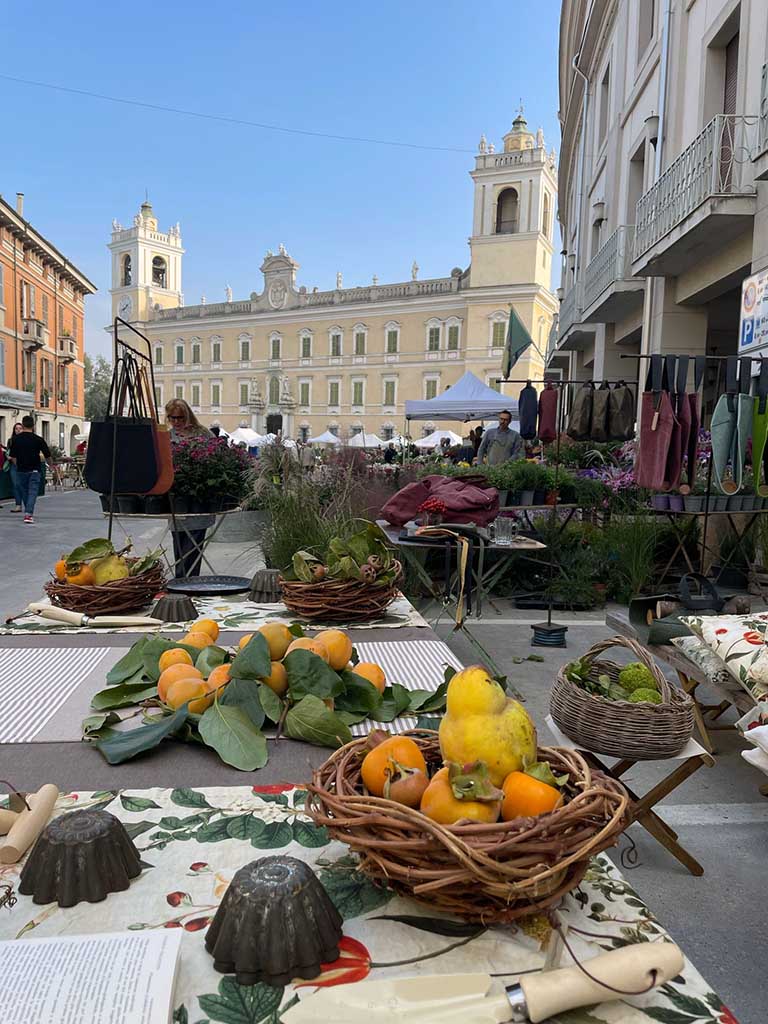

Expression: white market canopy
xmin=405 ymin=370 xmax=518 ymax=422
xmin=348 ymin=432 xmax=386 ymax=449
xmin=228 ymin=427 xmax=264 ymax=446
xmin=413 ymin=429 xmax=464 ymax=449
xmin=308 ymin=430 xmax=342 ymax=445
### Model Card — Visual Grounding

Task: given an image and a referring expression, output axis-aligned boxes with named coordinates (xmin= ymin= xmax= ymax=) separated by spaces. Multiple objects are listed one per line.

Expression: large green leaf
xmin=195 ymin=644 xmax=229 ymax=677
xmin=198 ymin=703 xmax=268 ymax=771
xmin=67 ymin=537 xmax=114 ymax=565
xmin=224 ymin=814 xmax=267 ymax=843
xmin=120 ymin=794 xmax=161 ymax=812
xmin=284 ymin=650 xmax=344 ymax=701
xmin=284 ymin=695 xmax=352 ymax=748
xmin=129 ymin=548 xmax=163 ymax=577
xmin=106 ymin=637 xmax=150 ymax=685
xmin=81 ymin=711 xmax=120 ymax=735
xmin=96 ymin=706 xmax=189 ymax=764
xmin=257 ymin=683 xmax=283 ymax=723
xmin=91 ymin=680 xmax=158 ymax=710
xmin=229 ymin=632 xmax=272 ymax=680
xmin=220 ymin=679 xmax=265 ymax=729
xmin=369 ymin=683 xmax=412 ymax=723
xmin=317 ymin=854 xmax=391 ymax=919
xmin=170 ymin=787 xmax=212 ymax=808
xmin=410 ymin=680 xmax=449 ymax=714
xmin=292 ymin=819 xmax=330 ymax=848
xmin=336 ymin=670 xmax=383 ymax=714
xmin=198 ymin=976 xmax=283 ymax=1024
xmin=248 ymin=821 xmax=294 ymax=849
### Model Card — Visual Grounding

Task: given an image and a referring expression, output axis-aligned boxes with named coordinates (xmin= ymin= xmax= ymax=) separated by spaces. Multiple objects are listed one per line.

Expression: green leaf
xmin=285 ymin=695 xmax=352 ymax=748
xmin=106 ymin=637 xmax=150 ymax=684
xmin=257 ymin=683 xmax=283 ymax=723
xmin=198 ymin=977 xmax=283 ymax=1024
xmin=158 ymin=813 xmax=208 ymax=830
xmin=96 ymin=705 xmax=189 ymax=765
xmin=643 ymin=1010 xmax=708 ymax=1024
xmin=336 ymin=710 xmax=368 ymax=725
xmin=292 ymin=819 xmax=330 ymax=848
xmin=198 ymin=703 xmax=268 ymax=771
xmin=130 ymin=548 xmax=163 ymax=576
xmin=91 ymin=680 xmax=158 ymax=710
xmin=220 ymin=679 xmax=266 ymax=729
xmin=196 ymin=818 xmax=234 ymax=843
xmin=284 ymin=649 xmax=344 ymax=701
xmin=370 ymin=683 xmax=412 ymax=723
xmin=67 ymin=537 xmax=114 ymax=564
xmin=195 ymin=645 xmax=229 ymax=677
xmin=225 ymin=814 xmax=266 ymax=843
xmin=287 ymin=621 xmax=305 ymax=637
xmin=249 ymin=821 xmax=294 ymax=849
xmin=416 ymin=714 xmax=442 ymax=731
xmin=334 ymin=555 xmax=362 ymax=580
xmin=412 ymin=680 xmax=449 ymax=714
xmin=82 ymin=711 xmax=120 ymax=735
xmin=171 ymin=787 xmax=212 ymax=808
xmin=336 ymin=670 xmax=383 ymax=713
xmin=316 ymin=854 xmax=391 ymax=919
xmin=120 ymin=794 xmax=161 ymax=812
xmin=443 ymin=665 xmax=457 ymax=685
xmin=229 ymin=632 xmax=272 ymax=680
xmin=350 ymin=646 xmax=360 ymax=666
xmin=124 ymin=820 xmax=156 ymax=840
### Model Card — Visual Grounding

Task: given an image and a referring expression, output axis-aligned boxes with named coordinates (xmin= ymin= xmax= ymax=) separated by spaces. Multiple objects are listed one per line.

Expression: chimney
xmin=16 ymin=193 xmax=24 ymax=217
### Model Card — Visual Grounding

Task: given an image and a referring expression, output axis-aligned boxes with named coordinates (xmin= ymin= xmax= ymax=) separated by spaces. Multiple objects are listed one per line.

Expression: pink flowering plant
xmin=171 ymin=437 xmax=252 ymax=503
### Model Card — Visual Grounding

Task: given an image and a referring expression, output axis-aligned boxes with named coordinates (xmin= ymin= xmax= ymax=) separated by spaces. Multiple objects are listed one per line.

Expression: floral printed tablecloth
xmin=0 ymin=786 xmax=736 ymax=1024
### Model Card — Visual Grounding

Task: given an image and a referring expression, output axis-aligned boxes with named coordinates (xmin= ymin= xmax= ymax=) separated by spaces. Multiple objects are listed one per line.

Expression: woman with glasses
xmin=165 ymin=399 xmax=214 ymax=578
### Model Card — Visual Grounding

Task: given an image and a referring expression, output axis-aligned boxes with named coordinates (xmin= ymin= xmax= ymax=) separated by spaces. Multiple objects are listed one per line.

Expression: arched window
xmin=268 ymin=376 xmax=280 ymax=405
xmin=121 ymin=254 xmax=132 ymax=286
xmin=152 ymin=256 xmax=167 ymax=288
xmin=542 ymin=193 xmax=550 ymax=239
xmin=496 ymin=188 xmax=519 ymax=234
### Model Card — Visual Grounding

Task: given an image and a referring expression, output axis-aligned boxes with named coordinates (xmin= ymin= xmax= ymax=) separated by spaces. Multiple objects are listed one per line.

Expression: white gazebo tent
xmin=228 ymin=427 xmax=264 ymax=447
xmin=413 ymin=429 xmax=464 ymax=449
xmin=404 ymin=370 xmax=518 ymax=424
xmin=308 ymin=430 xmax=342 ymax=445
xmin=347 ymin=432 xmax=386 ymax=449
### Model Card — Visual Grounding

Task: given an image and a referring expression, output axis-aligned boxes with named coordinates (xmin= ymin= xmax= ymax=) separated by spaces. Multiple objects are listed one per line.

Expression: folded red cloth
xmin=381 ymin=474 xmax=499 ymax=527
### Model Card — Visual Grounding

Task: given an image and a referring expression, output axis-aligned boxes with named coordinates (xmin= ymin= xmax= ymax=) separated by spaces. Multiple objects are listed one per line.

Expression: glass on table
xmin=493 ymin=516 xmax=517 ymax=546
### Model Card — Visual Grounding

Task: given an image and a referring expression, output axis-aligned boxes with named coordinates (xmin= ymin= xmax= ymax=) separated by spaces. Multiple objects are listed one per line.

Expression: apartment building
xmin=552 ymin=0 xmax=768 ymax=415
xmin=0 ymin=193 xmax=96 ymax=450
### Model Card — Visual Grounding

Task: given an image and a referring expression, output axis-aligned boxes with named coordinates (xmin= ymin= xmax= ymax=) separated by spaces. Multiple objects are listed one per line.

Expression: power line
xmin=0 ymin=73 xmax=475 ymax=155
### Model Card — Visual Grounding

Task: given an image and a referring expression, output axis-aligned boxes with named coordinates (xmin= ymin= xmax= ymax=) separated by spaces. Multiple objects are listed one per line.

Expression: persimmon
xmin=158 ymin=648 xmax=194 ymax=674
xmin=66 ymin=564 xmax=96 ymax=586
xmin=204 ymin=663 xmax=231 ymax=695
xmin=314 ymin=629 xmax=353 ymax=671
xmin=286 ymin=637 xmax=330 ymax=663
xmin=158 ymin=663 xmax=203 ymax=702
xmin=500 ymin=771 xmax=563 ymax=821
xmin=191 ymin=618 xmax=220 ymax=642
xmin=54 ymin=559 xmax=68 ymax=581
xmin=261 ymin=661 xmax=288 ymax=697
xmin=257 ymin=622 xmax=293 ymax=660
xmin=360 ymin=733 xmax=426 ymax=797
xmin=238 ymin=634 xmax=254 ymax=650
xmin=183 ymin=631 xmax=214 ymax=650
xmin=353 ymin=662 xmax=386 ymax=694
xmin=420 ymin=764 xmax=502 ymax=825
xmin=166 ymin=677 xmax=212 ymax=714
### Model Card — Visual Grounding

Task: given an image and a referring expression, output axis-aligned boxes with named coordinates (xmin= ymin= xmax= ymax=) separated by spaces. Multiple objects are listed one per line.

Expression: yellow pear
xmin=91 ymin=554 xmax=130 ymax=585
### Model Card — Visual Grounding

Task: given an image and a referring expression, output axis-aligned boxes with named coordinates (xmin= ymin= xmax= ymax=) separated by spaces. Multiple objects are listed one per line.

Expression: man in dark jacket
xmin=8 ymin=415 xmax=51 ymax=523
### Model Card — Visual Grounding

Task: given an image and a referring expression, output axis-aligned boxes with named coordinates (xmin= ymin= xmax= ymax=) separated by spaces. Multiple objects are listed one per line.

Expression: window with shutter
xmin=241 ymin=338 xmax=251 ymax=361
xmin=428 ymin=326 xmax=440 ymax=351
xmin=301 ymin=336 xmax=312 ymax=358
xmin=329 ymin=381 xmax=340 ymax=406
xmin=192 ymin=384 xmax=201 ymax=407
xmin=212 ymin=339 xmax=221 ymax=362
xmin=425 ymin=379 xmax=438 ymax=400
xmin=211 ymin=384 xmax=221 ymax=407
xmin=384 ymin=380 xmax=395 ymax=406
xmin=269 ymin=377 xmax=280 ymax=404
xmin=447 ymin=325 xmax=459 ymax=350
xmin=300 ymin=382 xmax=310 ymax=406
xmin=331 ymin=334 xmax=341 ymax=356
xmin=155 ymin=346 xmax=163 ymax=366
xmin=0 ymin=340 xmax=5 ymax=384
xmin=355 ymin=332 xmax=366 ymax=355
xmin=492 ymin=322 xmax=506 ymax=347
xmin=42 ymin=294 xmax=49 ymax=325
xmin=352 ymin=381 xmax=364 ymax=405
xmin=270 ymin=336 xmax=281 ymax=360
xmin=386 ymin=329 xmax=398 ymax=353
xmin=240 ymin=383 xmax=249 ymax=406
xmin=175 ymin=344 xmax=184 ymax=364
xmin=29 ymin=285 xmax=36 ymax=317
xmin=723 ymin=33 xmax=739 ymax=115
xmin=192 ymin=343 xmax=201 ymax=363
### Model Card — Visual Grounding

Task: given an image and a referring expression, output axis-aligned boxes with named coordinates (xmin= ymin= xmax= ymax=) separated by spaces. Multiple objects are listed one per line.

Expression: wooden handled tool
xmin=27 ymin=604 xmax=163 ymax=628
xmin=0 ymin=785 xmax=59 ymax=864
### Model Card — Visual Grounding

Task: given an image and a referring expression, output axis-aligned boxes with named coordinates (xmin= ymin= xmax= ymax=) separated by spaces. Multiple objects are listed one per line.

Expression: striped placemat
xmin=0 ymin=647 xmax=113 ymax=743
xmin=349 ymin=639 xmax=462 ymax=736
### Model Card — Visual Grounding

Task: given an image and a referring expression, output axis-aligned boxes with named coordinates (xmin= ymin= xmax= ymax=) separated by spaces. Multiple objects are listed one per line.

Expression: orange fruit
xmin=361 ymin=735 xmax=426 ymax=797
xmin=66 ymin=564 xmax=96 ymax=586
xmin=54 ymin=559 xmax=67 ymax=581
xmin=286 ymin=637 xmax=330 ymax=663
xmin=261 ymin=661 xmax=288 ymax=697
xmin=352 ymin=662 xmax=386 ymax=694
xmin=238 ymin=633 xmax=254 ymax=650
xmin=166 ymin=677 xmax=212 ymax=714
xmin=420 ymin=767 xmax=501 ymax=825
xmin=191 ymin=618 xmax=219 ymax=642
xmin=158 ymin=663 xmax=203 ymax=702
xmin=183 ymin=631 xmax=214 ymax=650
xmin=158 ymin=648 xmax=194 ymax=674
xmin=204 ymin=663 xmax=231 ymax=695
xmin=500 ymin=772 xmax=563 ymax=822
xmin=314 ymin=629 xmax=353 ymax=671
xmin=257 ymin=622 xmax=293 ymax=661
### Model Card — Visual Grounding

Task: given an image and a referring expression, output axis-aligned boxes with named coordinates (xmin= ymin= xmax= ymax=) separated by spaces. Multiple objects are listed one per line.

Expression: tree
xmin=84 ymin=354 xmax=112 ymax=421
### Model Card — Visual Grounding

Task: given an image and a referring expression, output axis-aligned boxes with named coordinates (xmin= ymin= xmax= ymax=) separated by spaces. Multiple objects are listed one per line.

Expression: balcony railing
xmin=21 ymin=318 xmax=48 ymax=349
xmin=57 ymin=336 xmax=76 ymax=362
xmin=557 ymin=285 xmax=581 ymax=340
xmin=634 ymin=114 xmax=757 ymax=259
xmin=583 ymin=226 xmax=635 ymax=311
xmin=760 ymin=64 xmax=768 ymax=156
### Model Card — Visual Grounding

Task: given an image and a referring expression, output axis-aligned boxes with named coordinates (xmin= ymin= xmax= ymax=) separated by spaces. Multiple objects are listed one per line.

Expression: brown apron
xmin=635 ymin=354 xmax=676 ymax=491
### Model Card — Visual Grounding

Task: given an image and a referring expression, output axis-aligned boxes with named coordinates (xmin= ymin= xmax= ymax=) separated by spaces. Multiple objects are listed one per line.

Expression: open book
xmin=1 ymin=929 xmax=183 ymax=1024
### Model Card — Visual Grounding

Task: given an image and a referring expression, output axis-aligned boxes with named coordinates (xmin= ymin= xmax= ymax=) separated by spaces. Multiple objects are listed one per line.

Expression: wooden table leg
xmin=678 ymin=672 xmax=714 ymax=753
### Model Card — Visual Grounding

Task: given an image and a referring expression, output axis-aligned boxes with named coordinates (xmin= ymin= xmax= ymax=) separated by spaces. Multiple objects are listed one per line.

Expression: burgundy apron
xmin=635 ymin=354 xmax=676 ymax=491
xmin=665 ymin=356 xmax=691 ymax=491
xmin=537 ymin=383 xmax=558 ymax=443
xmin=686 ymin=357 xmax=706 ymax=489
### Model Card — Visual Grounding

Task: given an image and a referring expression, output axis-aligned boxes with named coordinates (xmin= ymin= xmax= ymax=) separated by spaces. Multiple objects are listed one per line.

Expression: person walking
xmin=299 ymin=441 xmax=315 ymax=474
xmin=166 ymin=399 xmax=214 ymax=578
xmin=7 ymin=423 xmax=24 ymax=513
xmin=8 ymin=416 xmax=51 ymax=523
xmin=475 ymin=410 xmax=523 ymax=465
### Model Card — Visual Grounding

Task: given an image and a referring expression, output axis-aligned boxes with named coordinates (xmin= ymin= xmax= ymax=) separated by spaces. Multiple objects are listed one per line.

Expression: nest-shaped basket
xmin=44 ymin=560 xmax=166 ymax=616
xmin=279 ymin=563 xmax=402 ymax=622
xmin=550 ymin=635 xmax=695 ymax=760
xmin=306 ymin=731 xmax=629 ymax=924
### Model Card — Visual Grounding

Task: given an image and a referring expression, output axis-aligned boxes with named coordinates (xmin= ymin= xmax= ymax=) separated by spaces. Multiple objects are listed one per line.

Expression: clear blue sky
xmin=2 ymin=0 xmax=562 ymax=359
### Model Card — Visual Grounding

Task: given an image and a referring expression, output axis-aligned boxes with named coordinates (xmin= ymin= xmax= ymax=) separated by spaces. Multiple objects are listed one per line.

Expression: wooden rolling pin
xmin=0 ymin=809 xmax=19 ymax=836
xmin=0 ymin=785 xmax=59 ymax=864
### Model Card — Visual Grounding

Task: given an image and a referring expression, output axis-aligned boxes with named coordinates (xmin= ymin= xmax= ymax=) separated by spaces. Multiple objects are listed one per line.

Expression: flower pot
xmin=714 ymin=496 xmax=729 ymax=512
xmin=99 ymin=494 xmax=115 ymax=513
xmin=116 ymin=494 xmax=143 ymax=514
xmin=742 ymin=495 xmax=757 ymax=511
xmin=727 ymin=495 xmax=744 ymax=512
xmin=668 ymin=494 xmax=684 ymax=512
xmin=171 ymin=495 xmax=192 ymax=515
xmin=544 ymin=489 xmax=559 ymax=506
xmin=520 ymin=490 xmax=535 ymax=506
xmin=651 ymin=494 xmax=669 ymax=510
xmin=508 ymin=491 xmax=521 ymax=507
xmin=144 ymin=494 xmax=170 ymax=515
xmin=533 ymin=489 xmax=546 ymax=506
xmin=191 ymin=498 xmax=211 ymax=514
xmin=684 ymin=495 xmax=705 ymax=512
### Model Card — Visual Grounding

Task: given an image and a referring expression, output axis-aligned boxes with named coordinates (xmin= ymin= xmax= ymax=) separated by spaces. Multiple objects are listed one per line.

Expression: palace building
xmin=108 ymin=113 xmax=558 ymax=439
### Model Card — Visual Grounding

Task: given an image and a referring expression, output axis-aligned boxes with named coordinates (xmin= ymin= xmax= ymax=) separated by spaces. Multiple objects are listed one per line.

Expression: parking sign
xmin=740 ymin=270 xmax=768 ymax=352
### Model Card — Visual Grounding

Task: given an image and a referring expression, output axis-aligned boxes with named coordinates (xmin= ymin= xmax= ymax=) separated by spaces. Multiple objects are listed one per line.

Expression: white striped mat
xmin=349 ymin=640 xmax=462 ymax=736
xmin=0 ymin=647 xmax=113 ymax=743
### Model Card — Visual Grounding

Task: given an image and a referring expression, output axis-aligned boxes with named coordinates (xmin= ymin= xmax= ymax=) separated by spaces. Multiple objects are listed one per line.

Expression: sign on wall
xmin=739 ymin=269 xmax=768 ymax=352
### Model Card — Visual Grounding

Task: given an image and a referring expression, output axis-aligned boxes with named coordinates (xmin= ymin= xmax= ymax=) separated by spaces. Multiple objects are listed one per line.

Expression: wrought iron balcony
xmin=633 ymin=115 xmax=757 ymax=265
xmin=582 ymin=226 xmax=644 ymax=321
xmin=557 ymin=285 xmax=580 ymax=340
xmin=760 ymin=64 xmax=768 ymax=156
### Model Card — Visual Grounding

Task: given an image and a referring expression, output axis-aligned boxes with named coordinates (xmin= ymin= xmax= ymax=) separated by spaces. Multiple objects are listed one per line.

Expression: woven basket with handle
xmin=307 ymin=731 xmax=629 ymax=924
xmin=550 ymin=635 xmax=695 ymax=760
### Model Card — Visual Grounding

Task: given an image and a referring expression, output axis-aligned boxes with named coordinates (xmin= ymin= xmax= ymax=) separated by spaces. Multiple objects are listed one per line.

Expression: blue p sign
xmin=741 ymin=317 xmax=755 ymax=348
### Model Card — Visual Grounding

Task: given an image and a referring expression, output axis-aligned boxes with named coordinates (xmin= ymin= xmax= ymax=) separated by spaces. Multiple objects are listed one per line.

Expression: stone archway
xmin=266 ymin=413 xmax=283 ymax=435
xmin=69 ymin=425 xmax=81 ymax=454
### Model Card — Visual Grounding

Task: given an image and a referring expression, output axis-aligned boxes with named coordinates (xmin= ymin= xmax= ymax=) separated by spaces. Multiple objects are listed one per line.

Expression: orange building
xmin=0 ymin=192 xmax=96 ymax=452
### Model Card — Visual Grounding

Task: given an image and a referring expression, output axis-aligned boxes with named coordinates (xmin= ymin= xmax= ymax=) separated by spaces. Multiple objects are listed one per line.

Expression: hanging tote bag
xmin=685 ymin=356 xmax=706 ymax=490
xmin=85 ymin=354 xmax=160 ymax=495
xmin=537 ymin=382 xmax=558 ymax=443
xmin=635 ymin=354 xmax=676 ymax=491
xmin=566 ymin=382 xmax=594 ymax=441
xmin=607 ymin=380 xmax=635 ymax=441
xmin=711 ymin=358 xmax=741 ymax=494
xmin=590 ymin=382 xmax=611 ymax=442
xmin=665 ymin=355 xmax=692 ymax=491
xmin=752 ymin=358 xmax=768 ymax=497
xmin=138 ymin=364 xmax=175 ymax=496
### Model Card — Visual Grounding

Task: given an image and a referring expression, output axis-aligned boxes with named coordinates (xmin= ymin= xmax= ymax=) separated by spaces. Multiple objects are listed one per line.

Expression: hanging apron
xmin=566 ymin=382 xmax=594 ymax=441
xmin=607 ymin=380 xmax=635 ymax=441
xmin=752 ymin=358 xmax=768 ymax=496
xmin=685 ymin=356 xmax=706 ymax=490
xmin=734 ymin=356 xmax=754 ymax=491
xmin=662 ymin=355 xmax=686 ymax=491
xmin=635 ymin=354 xmax=676 ymax=491
xmin=667 ymin=356 xmax=692 ymax=492
xmin=518 ymin=383 xmax=539 ymax=440
xmin=537 ymin=382 xmax=558 ymax=443
xmin=590 ymin=382 xmax=611 ymax=442
xmin=711 ymin=357 xmax=740 ymax=494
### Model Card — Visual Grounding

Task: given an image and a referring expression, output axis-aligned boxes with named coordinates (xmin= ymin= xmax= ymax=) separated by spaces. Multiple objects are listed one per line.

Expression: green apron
xmin=752 ymin=358 xmax=768 ymax=496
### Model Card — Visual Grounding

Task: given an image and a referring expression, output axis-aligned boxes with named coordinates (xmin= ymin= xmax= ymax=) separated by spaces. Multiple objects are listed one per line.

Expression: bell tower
xmin=108 ymin=200 xmax=184 ymax=323
xmin=469 ymin=107 xmax=557 ymax=289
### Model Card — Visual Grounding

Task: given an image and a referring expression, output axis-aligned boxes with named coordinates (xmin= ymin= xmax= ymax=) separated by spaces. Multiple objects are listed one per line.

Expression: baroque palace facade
xmin=109 ymin=113 xmax=558 ymax=439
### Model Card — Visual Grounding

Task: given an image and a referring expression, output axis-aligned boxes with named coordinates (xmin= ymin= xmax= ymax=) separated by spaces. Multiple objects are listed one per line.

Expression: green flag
xmin=501 ymin=306 xmax=534 ymax=378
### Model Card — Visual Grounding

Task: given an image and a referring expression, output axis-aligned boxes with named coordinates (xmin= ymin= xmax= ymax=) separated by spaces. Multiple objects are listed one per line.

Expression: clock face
xmin=118 ymin=296 xmax=132 ymax=319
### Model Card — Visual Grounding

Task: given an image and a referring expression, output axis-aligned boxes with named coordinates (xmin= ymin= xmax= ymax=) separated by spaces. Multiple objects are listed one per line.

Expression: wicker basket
xmin=550 ymin=635 xmax=695 ymax=760
xmin=44 ymin=561 xmax=166 ymax=616
xmin=279 ymin=565 xmax=402 ymax=622
xmin=306 ymin=731 xmax=629 ymax=924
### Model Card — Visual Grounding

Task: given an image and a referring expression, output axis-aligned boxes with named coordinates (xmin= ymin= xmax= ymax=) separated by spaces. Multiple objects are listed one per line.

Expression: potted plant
xmin=683 ymin=480 xmax=706 ymax=512
xmin=508 ymin=460 xmax=546 ymax=506
xmin=171 ymin=436 xmax=252 ymax=513
xmin=668 ymin=492 xmax=684 ymax=513
xmin=651 ymin=492 xmax=670 ymax=511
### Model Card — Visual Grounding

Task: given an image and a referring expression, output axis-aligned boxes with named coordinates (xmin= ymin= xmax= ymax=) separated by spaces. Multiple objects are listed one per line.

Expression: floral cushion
xmin=670 ymin=636 xmax=736 ymax=689
xmin=681 ymin=613 xmax=768 ymax=700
